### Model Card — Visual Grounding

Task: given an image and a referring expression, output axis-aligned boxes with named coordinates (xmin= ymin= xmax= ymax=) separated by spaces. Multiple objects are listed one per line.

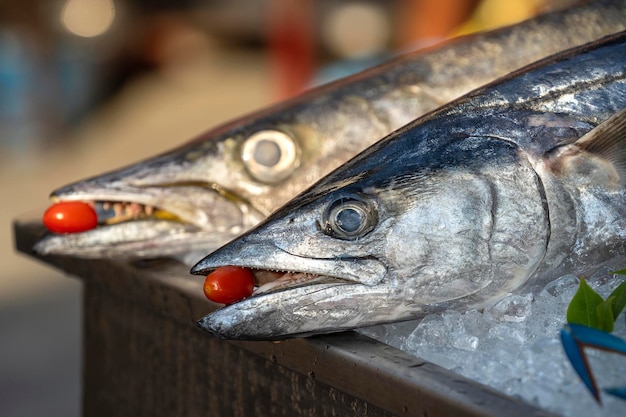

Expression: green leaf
xmin=611 ymin=269 xmax=626 ymax=275
xmin=607 ymin=280 xmax=626 ymax=319
xmin=567 ymin=278 xmax=604 ymax=327
xmin=595 ymin=297 xmax=615 ymax=332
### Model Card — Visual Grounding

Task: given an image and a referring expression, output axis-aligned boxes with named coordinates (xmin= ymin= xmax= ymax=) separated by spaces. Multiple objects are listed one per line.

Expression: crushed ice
xmin=358 ymin=269 xmax=626 ymax=417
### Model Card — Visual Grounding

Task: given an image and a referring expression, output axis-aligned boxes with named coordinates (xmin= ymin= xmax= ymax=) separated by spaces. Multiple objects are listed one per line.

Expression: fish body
xmin=34 ymin=0 xmax=626 ymax=263
xmin=192 ymin=32 xmax=626 ymax=340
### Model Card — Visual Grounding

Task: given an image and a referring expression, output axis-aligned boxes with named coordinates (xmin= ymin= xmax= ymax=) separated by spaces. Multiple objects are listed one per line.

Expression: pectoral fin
xmin=547 ymin=108 xmax=626 ymax=186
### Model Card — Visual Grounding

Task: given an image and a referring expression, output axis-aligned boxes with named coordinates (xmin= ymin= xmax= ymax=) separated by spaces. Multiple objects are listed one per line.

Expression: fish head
xmin=33 ymin=113 xmax=335 ymax=261
xmin=191 ymin=125 xmax=551 ymax=339
xmin=33 ymin=67 xmax=404 ymax=262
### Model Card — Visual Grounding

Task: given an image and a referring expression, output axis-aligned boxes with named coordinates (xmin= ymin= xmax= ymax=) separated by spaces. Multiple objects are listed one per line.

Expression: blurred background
xmin=1 ymin=0 xmax=574 ymax=415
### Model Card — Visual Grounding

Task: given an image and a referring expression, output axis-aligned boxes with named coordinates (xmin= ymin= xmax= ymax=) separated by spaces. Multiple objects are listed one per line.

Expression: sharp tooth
xmin=254 ymin=273 xmax=292 ymax=294
xmin=128 ymin=202 xmax=141 ymax=218
xmin=91 ymin=200 xmax=182 ymax=225
xmin=254 ymin=270 xmax=283 ymax=285
xmin=113 ymin=203 xmax=123 ymax=217
xmin=252 ymin=272 xmax=319 ymax=295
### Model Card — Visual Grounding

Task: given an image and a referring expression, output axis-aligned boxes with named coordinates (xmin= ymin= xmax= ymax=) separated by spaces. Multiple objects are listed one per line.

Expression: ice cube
xmin=486 ymin=293 xmax=533 ymax=323
xmin=539 ymin=274 xmax=580 ymax=299
xmin=451 ymin=334 xmax=479 ymax=351
xmin=355 ymin=272 xmax=626 ymax=417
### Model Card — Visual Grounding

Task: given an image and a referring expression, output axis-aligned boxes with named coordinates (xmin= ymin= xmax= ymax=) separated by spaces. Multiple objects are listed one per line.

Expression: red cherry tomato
xmin=203 ymin=266 xmax=255 ymax=305
xmin=43 ymin=201 xmax=98 ymax=234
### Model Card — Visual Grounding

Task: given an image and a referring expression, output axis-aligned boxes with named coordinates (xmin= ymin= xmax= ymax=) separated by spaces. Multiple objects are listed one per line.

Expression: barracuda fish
xmin=191 ymin=32 xmax=626 ymax=340
xmin=34 ymin=0 xmax=626 ymax=263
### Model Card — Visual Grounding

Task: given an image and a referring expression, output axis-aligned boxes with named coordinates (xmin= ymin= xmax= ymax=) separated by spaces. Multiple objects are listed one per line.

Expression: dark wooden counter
xmin=13 ymin=218 xmax=552 ymax=417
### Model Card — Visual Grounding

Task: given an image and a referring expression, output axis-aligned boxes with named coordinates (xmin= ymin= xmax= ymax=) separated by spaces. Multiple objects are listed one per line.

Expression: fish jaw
xmin=34 ymin=149 xmax=267 ymax=260
xmin=34 ymin=220 xmax=230 ymax=262
xmin=198 ymin=283 xmax=408 ymax=340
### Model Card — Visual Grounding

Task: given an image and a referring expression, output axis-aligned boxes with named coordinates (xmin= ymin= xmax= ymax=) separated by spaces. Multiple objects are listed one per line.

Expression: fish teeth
xmin=93 ymin=201 xmax=160 ymax=224
xmin=253 ymin=272 xmax=319 ymax=295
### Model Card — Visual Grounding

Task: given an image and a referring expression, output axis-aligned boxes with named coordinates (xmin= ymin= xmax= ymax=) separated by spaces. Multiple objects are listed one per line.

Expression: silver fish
xmin=34 ymin=0 xmax=626 ymax=263
xmin=191 ymin=32 xmax=626 ymax=340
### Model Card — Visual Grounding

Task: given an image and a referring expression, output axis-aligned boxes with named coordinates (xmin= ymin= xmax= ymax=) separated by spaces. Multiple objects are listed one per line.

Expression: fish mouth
xmin=49 ymin=180 xmax=254 ymax=229
xmin=68 ymin=199 xmax=183 ymax=226
xmin=33 ymin=180 xmax=266 ymax=260
xmin=191 ymin=235 xmax=387 ymax=306
xmin=245 ymin=269 xmax=350 ymax=297
xmin=195 ymin=264 xmax=393 ymax=340
xmin=190 ymin=236 xmax=390 ymax=339
xmin=196 ymin=274 xmax=368 ymax=340
xmin=191 ymin=235 xmax=388 ymax=287
xmin=198 ymin=266 xmax=375 ymax=340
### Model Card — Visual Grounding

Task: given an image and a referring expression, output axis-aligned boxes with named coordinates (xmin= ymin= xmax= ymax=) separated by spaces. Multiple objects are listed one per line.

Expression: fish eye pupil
xmin=335 ymin=207 xmax=362 ymax=233
xmin=253 ymin=139 xmax=281 ymax=167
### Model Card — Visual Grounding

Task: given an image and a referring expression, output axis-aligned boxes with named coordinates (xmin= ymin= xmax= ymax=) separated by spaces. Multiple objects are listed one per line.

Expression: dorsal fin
xmin=547 ymin=108 xmax=626 ymax=186
xmin=576 ymin=108 xmax=626 ymax=185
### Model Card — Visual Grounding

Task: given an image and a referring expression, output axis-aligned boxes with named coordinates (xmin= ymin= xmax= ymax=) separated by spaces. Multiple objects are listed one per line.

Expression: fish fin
xmin=577 ymin=108 xmax=626 ymax=184
xmin=547 ymin=108 xmax=626 ymax=186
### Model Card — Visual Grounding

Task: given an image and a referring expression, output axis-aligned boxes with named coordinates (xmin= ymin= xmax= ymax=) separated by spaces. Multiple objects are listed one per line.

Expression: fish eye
xmin=324 ymin=197 xmax=377 ymax=240
xmin=241 ymin=130 xmax=300 ymax=183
